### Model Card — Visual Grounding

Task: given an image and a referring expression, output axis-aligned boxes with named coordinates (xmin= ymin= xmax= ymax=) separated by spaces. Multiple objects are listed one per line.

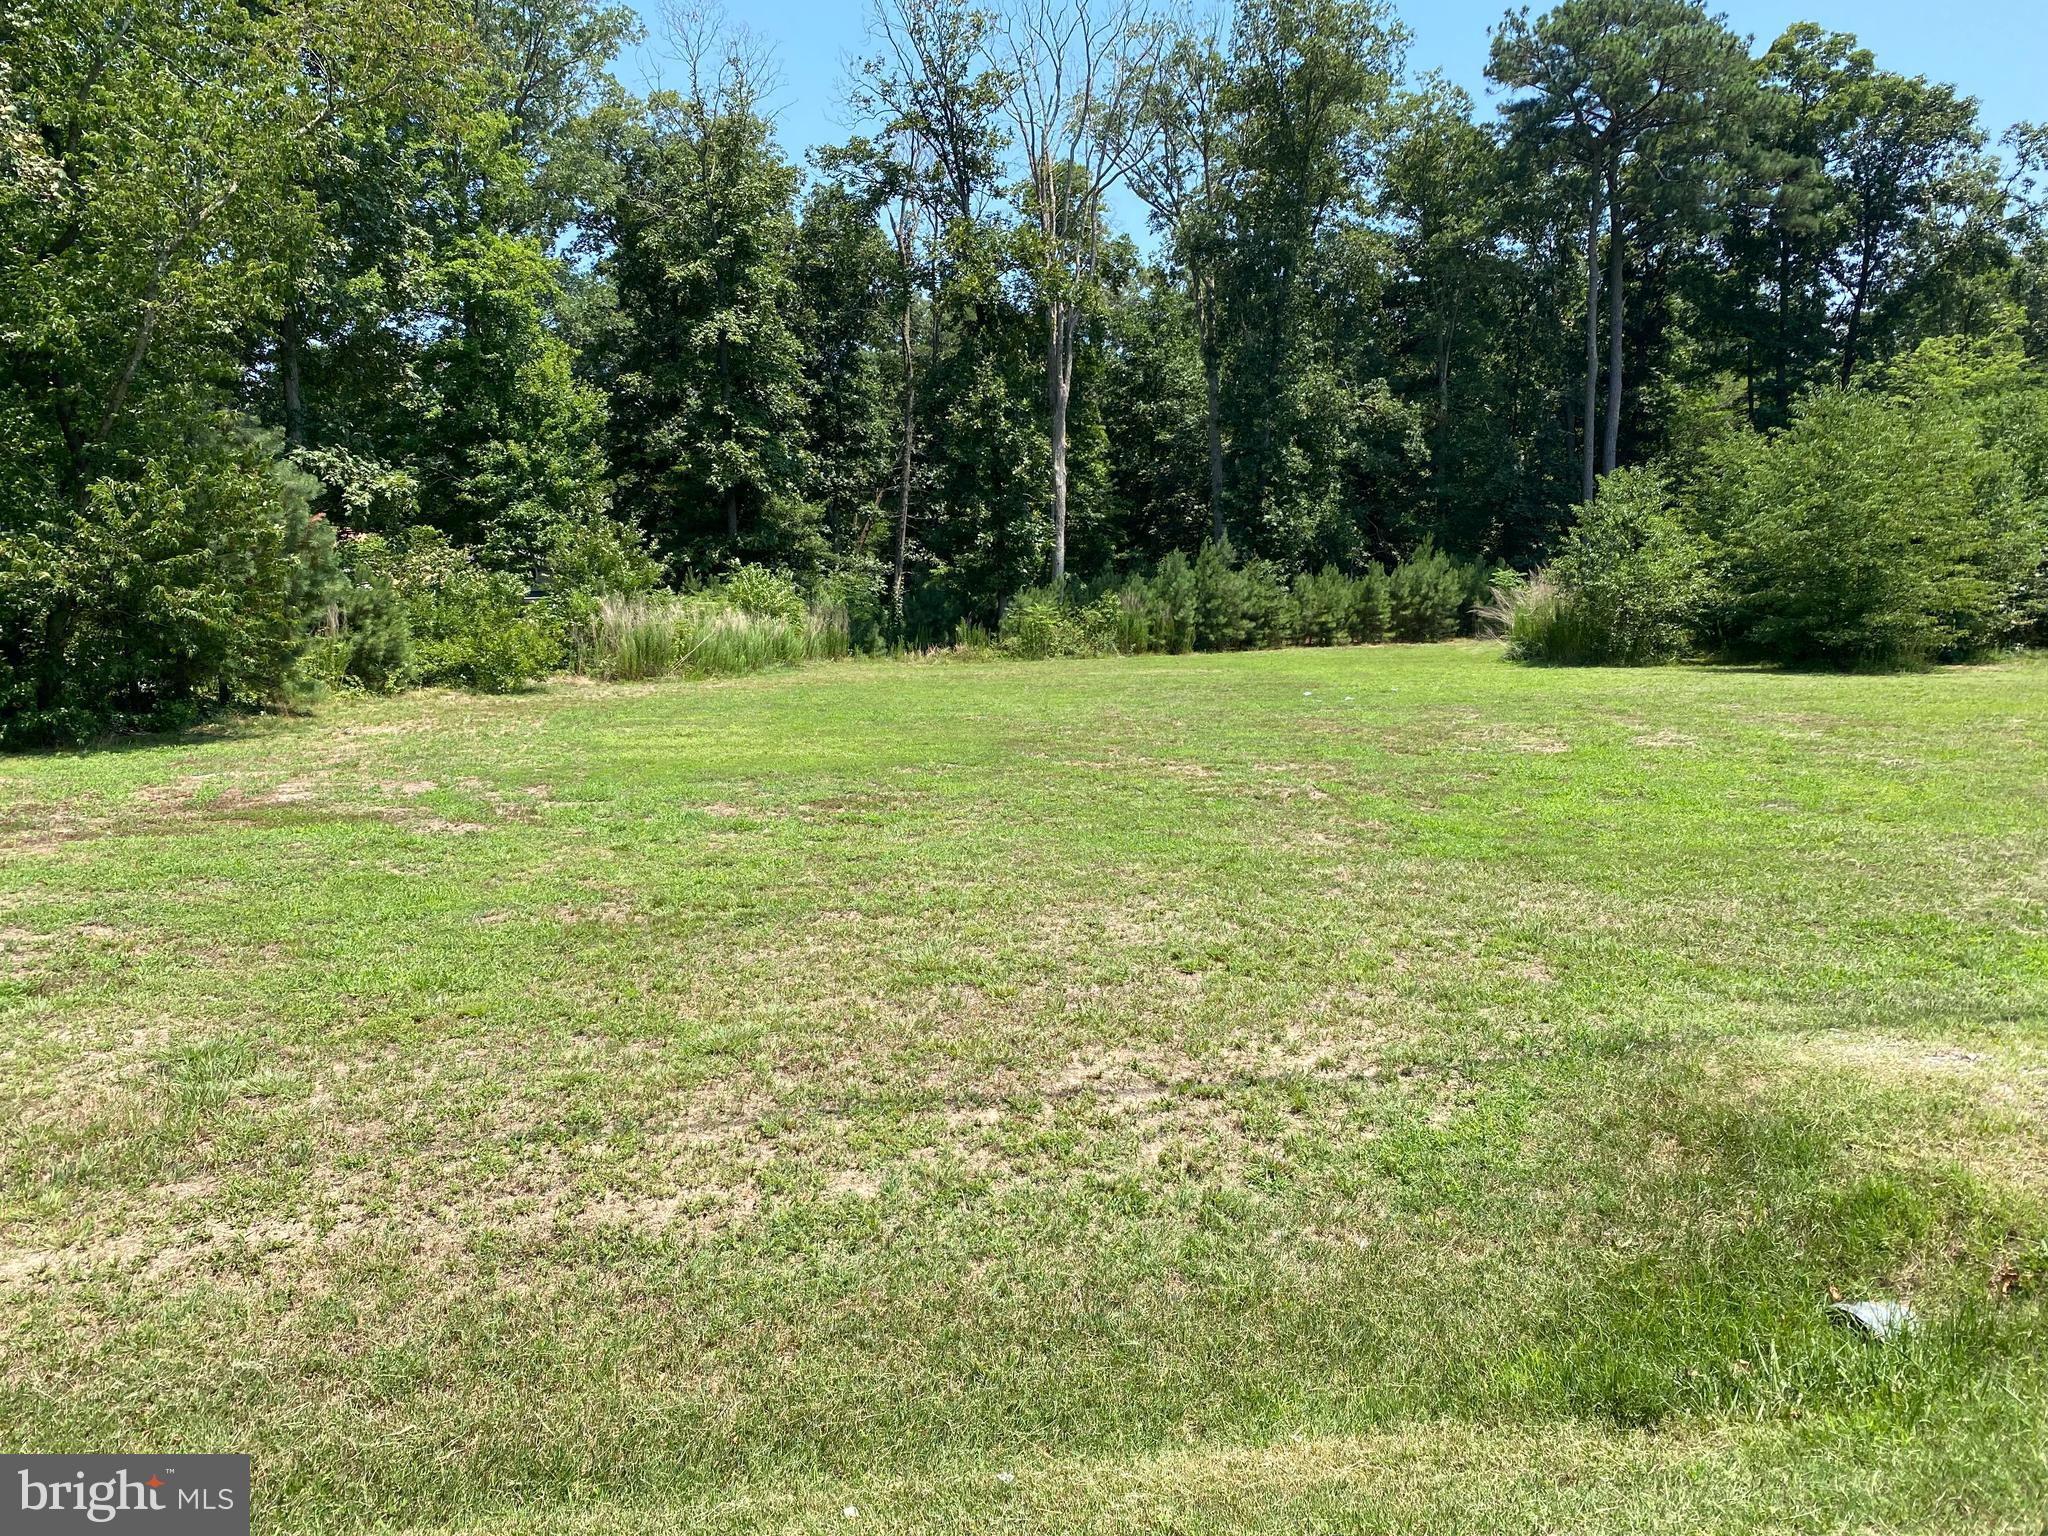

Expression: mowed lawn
xmin=3 ymin=644 xmax=2046 ymax=1533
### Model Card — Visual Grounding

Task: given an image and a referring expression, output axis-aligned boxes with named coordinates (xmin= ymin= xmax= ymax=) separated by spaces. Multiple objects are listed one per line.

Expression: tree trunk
xmin=1840 ymin=239 xmax=1875 ymax=387
xmin=1047 ymin=305 xmax=1070 ymax=587
xmin=1203 ymin=336 xmax=1225 ymax=546
xmin=893 ymin=298 xmax=916 ymax=636
xmin=717 ymin=328 xmax=738 ymax=543
xmin=1193 ymin=269 xmax=1226 ymax=545
xmin=281 ymin=308 xmax=305 ymax=448
xmin=1601 ymin=162 xmax=1624 ymax=478
xmin=1581 ymin=155 xmax=1605 ymax=505
xmin=1774 ymin=236 xmax=1791 ymax=425
xmin=98 ymin=271 xmax=166 ymax=443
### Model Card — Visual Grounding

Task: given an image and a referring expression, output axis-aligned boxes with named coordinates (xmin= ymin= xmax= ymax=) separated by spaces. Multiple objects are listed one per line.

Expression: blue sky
xmin=618 ymin=0 xmax=2043 ymax=222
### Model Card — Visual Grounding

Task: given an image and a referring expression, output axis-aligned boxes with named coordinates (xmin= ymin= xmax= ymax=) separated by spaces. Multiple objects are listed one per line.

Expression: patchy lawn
xmin=3 ymin=644 xmax=2045 ymax=1533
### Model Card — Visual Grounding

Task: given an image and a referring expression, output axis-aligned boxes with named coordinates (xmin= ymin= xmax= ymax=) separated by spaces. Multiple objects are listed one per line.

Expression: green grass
xmin=3 ymin=643 xmax=2045 ymax=1533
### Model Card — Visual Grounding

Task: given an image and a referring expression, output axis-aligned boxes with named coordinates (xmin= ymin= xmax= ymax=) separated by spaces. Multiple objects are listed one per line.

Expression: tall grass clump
xmin=587 ymin=593 xmax=677 ymax=680
xmin=673 ymin=605 xmax=796 ymax=675
xmin=583 ymin=586 xmax=849 ymax=681
xmin=804 ymin=602 xmax=854 ymax=662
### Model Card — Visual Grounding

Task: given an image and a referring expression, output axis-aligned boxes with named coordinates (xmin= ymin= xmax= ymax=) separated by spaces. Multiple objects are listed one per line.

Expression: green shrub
xmin=719 ymin=566 xmax=807 ymax=626
xmin=1192 ymin=539 xmax=1288 ymax=650
xmin=333 ymin=561 xmax=414 ymax=692
xmin=1700 ymin=387 xmax=2040 ymax=668
xmin=1387 ymin=537 xmax=1472 ymax=642
xmin=1351 ymin=563 xmax=1392 ymax=643
xmin=1510 ymin=469 xmax=1707 ymax=665
xmin=1277 ymin=563 xmax=1393 ymax=646
xmin=1292 ymin=566 xmax=1354 ymax=645
xmin=1191 ymin=541 xmax=1241 ymax=649
xmin=1956 ymin=356 xmax=2048 ymax=646
xmin=540 ymin=515 xmax=662 ymax=602
xmin=1000 ymin=585 xmax=1101 ymax=659
xmin=373 ymin=530 xmax=561 ymax=692
xmin=1098 ymin=560 xmax=1200 ymax=656
xmin=0 ymin=434 xmax=332 ymax=746
xmin=1147 ymin=551 xmax=1198 ymax=653
xmin=532 ymin=515 xmax=663 ymax=672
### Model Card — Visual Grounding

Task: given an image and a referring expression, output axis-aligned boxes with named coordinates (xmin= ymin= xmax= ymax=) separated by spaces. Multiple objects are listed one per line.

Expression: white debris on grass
xmin=1827 ymin=1299 xmax=1919 ymax=1338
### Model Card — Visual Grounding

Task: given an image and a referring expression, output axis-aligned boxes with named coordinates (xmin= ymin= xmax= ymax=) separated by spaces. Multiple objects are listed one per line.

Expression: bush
xmin=1509 ymin=469 xmax=1707 ymax=665
xmin=1351 ymin=563 xmax=1392 ymax=643
xmin=1700 ymin=387 xmax=2041 ymax=668
xmin=331 ymin=559 xmax=414 ymax=692
xmin=1084 ymin=565 xmax=1194 ymax=657
xmin=530 ymin=514 xmax=662 ymax=672
xmin=364 ymin=530 xmax=561 ymax=692
xmin=719 ymin=565 xmax=807 ymax=626
xmin=997 ymin=546 xmax=1417 ymax=662
xmin=539 ymin=515 xmax=662 ymax=604
xmin=0 ymin=434 xmax=333 ymax=746
xmin=1292 ymin=566 xmax=1353 ymax=645
xmin=1192 ymin=539 xmax=1289 ymax=650
xmin=1000 ymin=585 xmax=1111 ymax=659
xmin=1286 ymin=563 xmax=1393 ymax=646
xmin=1387 ymin=536 xmax=1472 ymax=642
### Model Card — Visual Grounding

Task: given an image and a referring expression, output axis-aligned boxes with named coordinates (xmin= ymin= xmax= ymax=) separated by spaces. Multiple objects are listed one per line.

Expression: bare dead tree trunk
xmin=1048 ymin=304 xmax=1072 ymax=585
xmin=1002 ymin=0 xmax=1153 ymax=586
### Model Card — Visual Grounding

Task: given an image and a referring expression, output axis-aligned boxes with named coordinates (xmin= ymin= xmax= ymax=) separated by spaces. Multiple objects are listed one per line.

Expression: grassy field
xmin=3 ymin=642 xmax=2045 ymax=1533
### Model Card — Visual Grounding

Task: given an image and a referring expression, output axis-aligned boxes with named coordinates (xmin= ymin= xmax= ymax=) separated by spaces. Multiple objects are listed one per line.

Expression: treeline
xmin=4 ymin=0 xmax=2047 ymax=742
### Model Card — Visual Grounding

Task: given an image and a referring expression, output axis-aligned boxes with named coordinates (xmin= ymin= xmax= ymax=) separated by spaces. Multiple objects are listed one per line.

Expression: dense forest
xmin=4 ymin=0 xmax=2047 ymax=741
